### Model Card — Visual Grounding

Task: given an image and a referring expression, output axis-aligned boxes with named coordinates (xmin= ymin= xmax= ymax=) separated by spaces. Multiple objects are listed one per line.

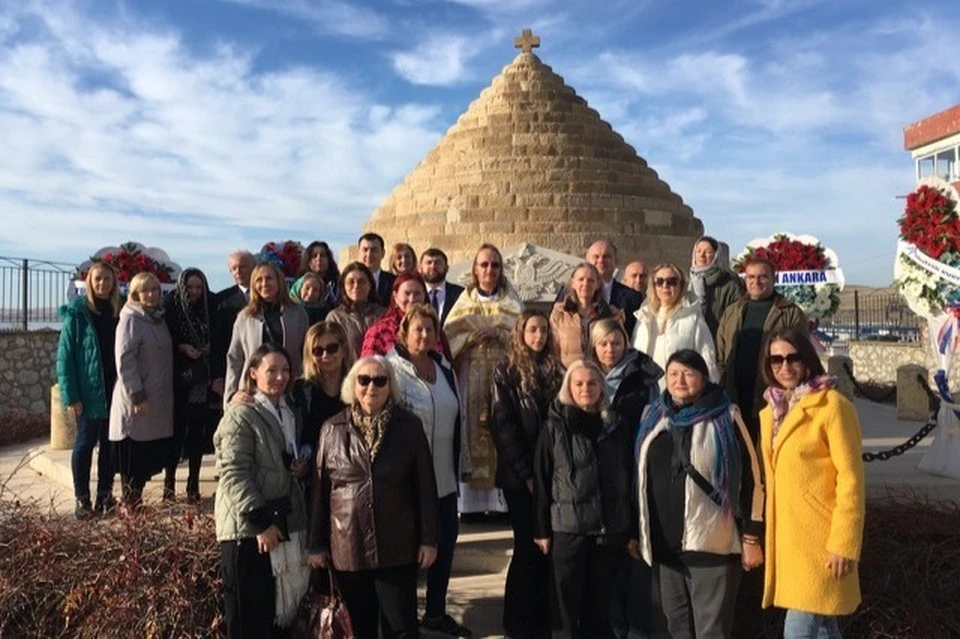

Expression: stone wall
xmin=0 ymin=330 xmax=59 ymax=415
xmin=848 ymin=340 xmax=960 ymax=384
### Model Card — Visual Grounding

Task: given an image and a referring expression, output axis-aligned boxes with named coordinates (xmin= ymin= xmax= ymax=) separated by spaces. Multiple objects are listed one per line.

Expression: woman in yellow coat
xmin=758 ymin=327 xmax=865 ymax=638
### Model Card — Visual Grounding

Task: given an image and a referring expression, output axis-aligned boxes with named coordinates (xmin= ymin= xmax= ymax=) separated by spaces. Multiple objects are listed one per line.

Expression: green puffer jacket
xmin=214 ymin=401 xmax=307 ymax=542
xmin=56 ymin=297 xmax=110 ymax=419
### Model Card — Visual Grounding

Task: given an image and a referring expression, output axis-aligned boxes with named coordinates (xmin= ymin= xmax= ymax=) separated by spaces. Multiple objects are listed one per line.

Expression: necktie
xmin=430 ymin=289 xmax=440 ymax=313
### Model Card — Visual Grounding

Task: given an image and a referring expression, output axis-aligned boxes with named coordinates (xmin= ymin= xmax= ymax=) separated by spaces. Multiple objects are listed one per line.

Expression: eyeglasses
xmin=478 ymin=261 xmax=501 ymax=270
xmin=357 ymin=374 xmax=389 ymax=388
xmin=769 ymin=353 xmax=804 ymax=368
xmin=654 ymin=277 xmax=680 ymax=288
xmin=312 ymin=343 xmax=341 ymax=357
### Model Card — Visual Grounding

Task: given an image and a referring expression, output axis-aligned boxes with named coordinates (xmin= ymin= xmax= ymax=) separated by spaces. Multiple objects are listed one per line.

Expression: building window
xmin=936 ymin=149 xmax=957 ymax=181
xmin=918 ymin=155 xmax=935 ymax=179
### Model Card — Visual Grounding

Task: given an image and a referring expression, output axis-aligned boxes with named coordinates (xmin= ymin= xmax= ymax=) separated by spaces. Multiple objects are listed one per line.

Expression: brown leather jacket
xmin=308 ymin=406 xmax=439 ymax=572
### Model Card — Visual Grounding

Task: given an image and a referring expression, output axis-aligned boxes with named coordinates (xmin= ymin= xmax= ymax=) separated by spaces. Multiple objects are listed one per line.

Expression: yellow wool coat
xmin=759 ymin=388 xmax=865 ymax=616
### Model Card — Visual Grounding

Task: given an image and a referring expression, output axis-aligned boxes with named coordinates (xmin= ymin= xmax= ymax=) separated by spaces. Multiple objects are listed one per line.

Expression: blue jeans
xmin=425 ymin=493 xmax=459 ymax=619
xmin=783 ymin=610 xmax=842 ymax=639
xmin=71 ymin=416 xmax=115 ymax=502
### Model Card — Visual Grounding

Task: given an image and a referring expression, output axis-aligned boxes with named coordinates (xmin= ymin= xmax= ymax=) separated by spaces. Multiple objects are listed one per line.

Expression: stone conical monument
xmin=350 ymin=29 xmax=703 ymax=268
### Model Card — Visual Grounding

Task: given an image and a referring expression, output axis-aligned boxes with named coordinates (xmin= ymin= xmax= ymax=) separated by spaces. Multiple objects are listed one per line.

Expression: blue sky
xmin=2 ymin=0 xmax=959 ymax=290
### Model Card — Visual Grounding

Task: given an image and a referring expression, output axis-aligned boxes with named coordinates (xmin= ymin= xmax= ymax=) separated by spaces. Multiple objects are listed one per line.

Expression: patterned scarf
xmin=350 ymin=396 xmax=395 ymax=462
xmin=763 ymin=375 xmax=838 ymax=441
xmin=168 ymin=268 xmax=210 ymax=349
xmin=636 ymin=385 xmax=742 ymax=516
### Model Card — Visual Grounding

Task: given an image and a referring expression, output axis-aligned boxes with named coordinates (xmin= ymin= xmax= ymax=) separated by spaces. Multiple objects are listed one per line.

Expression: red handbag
xmin=291 ymin=568 xmax=355 ymax=639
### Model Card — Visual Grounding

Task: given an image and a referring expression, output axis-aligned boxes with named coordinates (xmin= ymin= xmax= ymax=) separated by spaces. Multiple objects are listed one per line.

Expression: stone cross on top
xmin=514 ymin=28 xmax=540 ymax=54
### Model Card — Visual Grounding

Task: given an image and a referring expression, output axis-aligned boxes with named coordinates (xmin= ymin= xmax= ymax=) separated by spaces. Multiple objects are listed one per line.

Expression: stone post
xmin=827 ymin=355 xmax=855 ymax=401
xmin=50 ymin=384 xmax=76 ymax=450
xmin=897 ymin=364 xmax=931 ymax=421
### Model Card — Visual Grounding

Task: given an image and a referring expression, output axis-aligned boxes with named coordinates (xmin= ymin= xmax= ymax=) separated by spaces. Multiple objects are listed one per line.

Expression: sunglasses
xmin=769 ymin=353 xmax=804 ymax=368
xmin=312 ymin=343 xmax=341 ymax=357
xmin=357 ymin=374 xmax=389 ymax=388
xmin=654 ymin=277 xmax=680 ymax=288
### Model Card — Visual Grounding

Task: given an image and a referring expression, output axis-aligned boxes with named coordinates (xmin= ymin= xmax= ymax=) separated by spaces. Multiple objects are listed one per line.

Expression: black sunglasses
xmin=769 ymin=353 xmax=804 ymax=368
xmin=357 ymin=374 xmax=389 ymax=388
xmin=654 ymin=277 xmax=680 ymax=288
xmin=312 ymin=343 xmax=341 ymax=357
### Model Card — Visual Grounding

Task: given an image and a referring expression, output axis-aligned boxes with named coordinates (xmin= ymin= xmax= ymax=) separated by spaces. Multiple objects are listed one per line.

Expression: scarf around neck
xmin=763 ymin=375 xmax=838 ymax=441
xmin=169 ymin=268 xmax=210 ymax=349
xmin=637 ymin=384 xmax=741 ymax=515
xmin=350 ymin=396 xmax=395 ymax=462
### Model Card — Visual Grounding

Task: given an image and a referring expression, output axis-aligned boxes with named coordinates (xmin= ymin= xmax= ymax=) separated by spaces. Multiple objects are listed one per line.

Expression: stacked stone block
xmin=344 ymin=52 xmax=704 ymax=267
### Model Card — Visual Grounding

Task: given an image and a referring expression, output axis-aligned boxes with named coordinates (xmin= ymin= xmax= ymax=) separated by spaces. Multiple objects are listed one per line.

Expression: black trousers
xmin=336 ymin=564 xmax=419 ymax=639
xmin=220 ymin=538 xmax=276 ymax=639
xmin=658 ymin=556 xmax=741 ymax=639
xmin=552 ymin=532 xmax=620 ymax=639
xmin=503 ymin=487 xmax=553 ymax=638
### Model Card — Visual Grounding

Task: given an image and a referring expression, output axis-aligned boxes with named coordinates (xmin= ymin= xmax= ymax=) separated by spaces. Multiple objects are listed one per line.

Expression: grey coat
xmin=223 ymin=304 xmax=309 ymax=407
xmin=214 ymin=401 xmax=307 ymax=541
xmin=109 ymin=304 xmax=174 ymax=442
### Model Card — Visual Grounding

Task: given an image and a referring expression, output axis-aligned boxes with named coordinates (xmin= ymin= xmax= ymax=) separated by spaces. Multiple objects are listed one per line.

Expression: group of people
xmin=56 ymin=232 xmax=866 ymax=639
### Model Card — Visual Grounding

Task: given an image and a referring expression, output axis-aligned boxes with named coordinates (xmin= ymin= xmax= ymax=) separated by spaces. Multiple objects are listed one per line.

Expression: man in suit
xmin=358 ymin=232 xmax=395 ymax=306
xmin=419 ymin=248 xmax=464 ymax=325
xmin=586 ymin=240 xmax=642 ymax=334
xmin=211 ymin=250 xmax=255 ymax=397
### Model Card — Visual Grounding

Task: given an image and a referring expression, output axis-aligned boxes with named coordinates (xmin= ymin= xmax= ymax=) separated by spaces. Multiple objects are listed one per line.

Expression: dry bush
xmin=739 ymin=493 xmax=960 ymax=638
xmin=0 ymin=496 xmax=223 ymax=638
xmin=0 ymin=410 xmax=49 ymax=447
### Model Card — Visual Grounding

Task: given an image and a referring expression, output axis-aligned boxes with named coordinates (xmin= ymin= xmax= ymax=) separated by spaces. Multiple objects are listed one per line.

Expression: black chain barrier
xmin=861 ymin=374 xmax=940 ymax=463
xmin=842 ymin=361 xmax=897 ymax=403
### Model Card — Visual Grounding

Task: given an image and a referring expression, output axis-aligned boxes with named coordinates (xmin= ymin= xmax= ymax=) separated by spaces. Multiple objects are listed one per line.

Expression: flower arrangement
xmin=73 ymin=242 xmax=176 ymax=284
xmin=259 ymin=241 xmax=303 ymax=279
xmin=733 ymin=233 xmax=843 ymax=319
xmin=894 ymin=178 xmax=960 ymax=319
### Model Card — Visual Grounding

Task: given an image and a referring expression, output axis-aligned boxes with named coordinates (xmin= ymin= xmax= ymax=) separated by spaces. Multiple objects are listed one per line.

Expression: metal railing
xmin=0 ymin=256 xmax=76 ymax=332
xmin=818 ymin=291 xmax=920 ymax=343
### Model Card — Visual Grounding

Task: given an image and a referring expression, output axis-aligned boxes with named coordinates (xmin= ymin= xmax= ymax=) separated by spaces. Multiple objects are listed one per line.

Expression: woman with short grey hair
xmin=308 ymin=355 xmax=439 ymax=639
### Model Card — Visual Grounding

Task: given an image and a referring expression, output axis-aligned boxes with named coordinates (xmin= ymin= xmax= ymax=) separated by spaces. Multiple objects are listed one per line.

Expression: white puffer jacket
xmin=631 ymin=294 xmax=718 ymax=388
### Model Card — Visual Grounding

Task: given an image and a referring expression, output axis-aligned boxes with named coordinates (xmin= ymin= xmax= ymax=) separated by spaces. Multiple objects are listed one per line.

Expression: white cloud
xmin=391 ymin=33 xmax=479 ymax=86
xmin=0 ymin=3 xmax=442 ymax=288
xmin=213 ymin=0 xmax=390 ymax=39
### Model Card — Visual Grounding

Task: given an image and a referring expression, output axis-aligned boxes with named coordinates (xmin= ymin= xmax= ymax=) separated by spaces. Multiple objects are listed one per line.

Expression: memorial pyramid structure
xmin=353 ymin=29 xmax=704 ymax=267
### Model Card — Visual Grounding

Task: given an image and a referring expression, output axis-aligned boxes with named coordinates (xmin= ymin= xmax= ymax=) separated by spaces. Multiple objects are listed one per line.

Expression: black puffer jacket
xmin=490 ymin=363 xmax=554 ymax=490
xmin=533 ymin=401 xmax=637 ymax=546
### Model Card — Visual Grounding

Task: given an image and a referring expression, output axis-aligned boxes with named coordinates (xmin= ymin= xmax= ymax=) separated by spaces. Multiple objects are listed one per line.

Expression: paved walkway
xmin=2 ymin=397 xmax=959 ymax=637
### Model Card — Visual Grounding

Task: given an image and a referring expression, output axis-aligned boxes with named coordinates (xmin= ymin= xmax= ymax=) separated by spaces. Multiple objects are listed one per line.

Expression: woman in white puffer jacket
xmin=632 ymin=263 xmax=718 ymax=389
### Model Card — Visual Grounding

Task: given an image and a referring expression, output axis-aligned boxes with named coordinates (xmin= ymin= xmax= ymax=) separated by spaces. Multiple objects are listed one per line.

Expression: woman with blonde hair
xmin=292 ymin=322 xmax=351 ymax=482
xmin=57 ymin=261 xmax=122 ymax=518
xmin=491 ymin=308 xmax=563 ymax=638
xmin=533 ymin=359 xmax=636 ymax=638
xmin=389 ymin=243 xmax=418 ymax=276
xmin=632 ymin=263 xmax=718 ymax=389
xmin=444 ymin=243 xmax=524 ymax=514
xmin=109 ymin=271 xmax=174 ymax=512
xmin=551 ymin=263 xmax=621 ymax=368
xmin=224 ymin=262 xmax=309 ymax=405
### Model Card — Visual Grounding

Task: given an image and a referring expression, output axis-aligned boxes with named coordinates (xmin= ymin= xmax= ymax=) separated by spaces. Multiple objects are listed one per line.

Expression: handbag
xmin=291 ymin=568 xmax=355 ymax=639
xmin=176 ymin=355 xmax=209 ymax=390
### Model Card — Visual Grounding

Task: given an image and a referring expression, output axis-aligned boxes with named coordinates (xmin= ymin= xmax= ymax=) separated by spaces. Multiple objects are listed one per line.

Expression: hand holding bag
xmin=291 ymin=568 xmax=354 ymax=639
